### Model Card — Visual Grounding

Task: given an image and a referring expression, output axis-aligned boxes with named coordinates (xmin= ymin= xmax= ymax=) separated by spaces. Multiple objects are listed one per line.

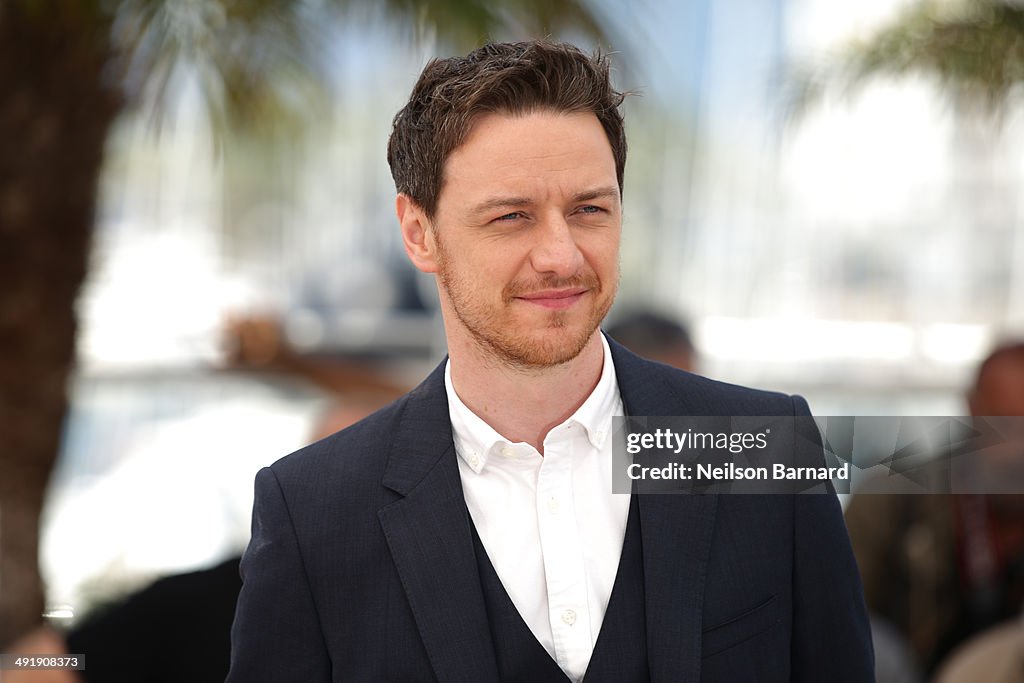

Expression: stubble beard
xmin=434 ymin=236 xmax=616 ymax=370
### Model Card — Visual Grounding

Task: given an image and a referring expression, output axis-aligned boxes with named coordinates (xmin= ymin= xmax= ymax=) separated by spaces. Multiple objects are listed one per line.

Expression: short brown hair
xmin=387 ymin=40 xmax=627 ymax=218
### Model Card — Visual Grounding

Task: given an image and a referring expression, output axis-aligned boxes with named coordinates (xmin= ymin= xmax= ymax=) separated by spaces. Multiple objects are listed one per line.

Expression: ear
xmin=396 ymin=194 xmax=439 ymax=274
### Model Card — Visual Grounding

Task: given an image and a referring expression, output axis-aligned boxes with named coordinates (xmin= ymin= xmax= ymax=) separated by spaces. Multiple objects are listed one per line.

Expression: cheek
xmin=584 ymin=238 xmax=621 ymax=272
xmin=450 ymin=251 xmax=519 ymax=297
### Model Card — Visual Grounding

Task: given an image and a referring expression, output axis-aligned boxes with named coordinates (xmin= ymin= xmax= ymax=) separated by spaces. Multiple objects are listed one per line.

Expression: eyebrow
xmin=468 ymin=186 xmax=620 ymax=217
xmin=468 ymin=196 xmax=534 ymax=217
xmin=572 ymin=186 xmax=620 ymax=204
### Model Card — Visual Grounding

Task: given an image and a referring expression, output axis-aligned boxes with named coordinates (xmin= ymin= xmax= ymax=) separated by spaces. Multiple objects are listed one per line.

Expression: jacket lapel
xmin=377 ymin=361 xmax=500 ymax=683
xmin=610 ymin=340 xmax=719 ymax=683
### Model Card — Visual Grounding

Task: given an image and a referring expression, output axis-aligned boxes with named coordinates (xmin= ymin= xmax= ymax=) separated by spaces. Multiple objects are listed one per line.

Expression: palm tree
xmin=787 ymin=0 xmax=1024 ymax=116
xmin=0 ymin=0 xmax=610 ymax=647
xmin=785 ymin=0 xmax=1024 ymax=330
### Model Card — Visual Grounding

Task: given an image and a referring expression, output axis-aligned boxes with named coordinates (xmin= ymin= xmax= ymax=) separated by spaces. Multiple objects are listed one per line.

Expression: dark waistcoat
xmin=470 ymin=495 xmax=649 ymax=683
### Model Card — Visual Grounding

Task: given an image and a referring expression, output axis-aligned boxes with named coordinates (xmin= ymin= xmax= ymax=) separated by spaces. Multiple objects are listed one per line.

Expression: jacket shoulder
xmin=665 ymin=366 xmax=800 ymax=415
xmin=610 ymin=339 xmax=804 ymax=417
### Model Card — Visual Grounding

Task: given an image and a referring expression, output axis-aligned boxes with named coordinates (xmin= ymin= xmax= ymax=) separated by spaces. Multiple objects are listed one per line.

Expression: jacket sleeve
xmin=227 ymin=466 xmax=331 ymax=682
xmin=789 ymin=396 xmax=876 ymax=682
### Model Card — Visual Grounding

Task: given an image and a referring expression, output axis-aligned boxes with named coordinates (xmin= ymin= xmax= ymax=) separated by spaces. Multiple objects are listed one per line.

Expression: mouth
xmin=514 ymin=288 xmax=588 ymax=310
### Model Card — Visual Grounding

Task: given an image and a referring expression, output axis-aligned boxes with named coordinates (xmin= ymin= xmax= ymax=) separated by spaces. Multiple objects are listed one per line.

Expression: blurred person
xmin=223 ymin=313 xmax=407 ymax=398
xmin=604 ymin=309 xmax=697 ymax=372
xmin=845 ymin=341 xmax=1024 ymax=676
xmin=933 ymin=617 xmax=1024 ymax=683
xmin=1 ymin=391 xmax=396 ymax=683
xmin=228 ymin=40 xmax=873 ymax=682
xmin=62 ymin=557 xmax=243 ymax=683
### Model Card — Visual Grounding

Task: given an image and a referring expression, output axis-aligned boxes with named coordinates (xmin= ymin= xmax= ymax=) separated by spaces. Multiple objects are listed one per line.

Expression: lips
xmin=515 ymin=288 xmax=588 ymax=310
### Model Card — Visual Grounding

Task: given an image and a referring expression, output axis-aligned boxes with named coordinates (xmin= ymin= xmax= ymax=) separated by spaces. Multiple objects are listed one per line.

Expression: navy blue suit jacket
xmin=228 ymin=340 xmax=874 ymax=682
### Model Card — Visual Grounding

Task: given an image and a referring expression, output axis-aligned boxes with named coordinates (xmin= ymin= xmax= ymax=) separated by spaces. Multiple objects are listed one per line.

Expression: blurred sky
xmin=43 ymin=0 xmax=1024 ymax=619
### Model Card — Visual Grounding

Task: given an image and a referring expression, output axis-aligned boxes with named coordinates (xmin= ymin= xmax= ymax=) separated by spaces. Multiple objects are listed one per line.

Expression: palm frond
xmin=379 ymin=0 xmax=610 ymax=50
xmin=786 ymin=0 xmax=1024 ymax=120
xmin=103 ymin=0 xmax=614 ymax=140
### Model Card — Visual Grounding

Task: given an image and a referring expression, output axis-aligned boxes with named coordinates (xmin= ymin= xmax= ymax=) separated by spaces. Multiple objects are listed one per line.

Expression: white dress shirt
xmin=445 ymin=333 xmax=630 ymax=682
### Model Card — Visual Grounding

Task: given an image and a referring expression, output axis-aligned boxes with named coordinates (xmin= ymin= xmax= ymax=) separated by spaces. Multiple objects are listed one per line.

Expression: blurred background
xmin=3 ymin=0 xmax=1024 ymax=681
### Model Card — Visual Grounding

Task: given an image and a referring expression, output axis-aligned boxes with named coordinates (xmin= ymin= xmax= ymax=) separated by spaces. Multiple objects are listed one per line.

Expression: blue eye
xmin=496 ymin=212 xmax=523 ymax=221
xmin=578 ymin=205 xmax=602 ymax=214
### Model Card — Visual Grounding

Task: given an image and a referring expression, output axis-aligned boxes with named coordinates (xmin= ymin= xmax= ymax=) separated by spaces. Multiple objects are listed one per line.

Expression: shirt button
xmin=501 ymin=445 xmax=514 ymax=459
xmin=561 ymin=609 xmax=576 ymax=626
xmin=469 ymin=454 xmax=480 ymax=468
xmin=596 ymin=430 xmax=605 ymax=442
xmin=547 ymin=497 xmax=560 ymax=514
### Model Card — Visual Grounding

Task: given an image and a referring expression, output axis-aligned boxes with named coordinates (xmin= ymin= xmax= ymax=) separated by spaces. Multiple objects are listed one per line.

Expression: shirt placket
xmin=536 ymin=425 xmax=592 ymax=680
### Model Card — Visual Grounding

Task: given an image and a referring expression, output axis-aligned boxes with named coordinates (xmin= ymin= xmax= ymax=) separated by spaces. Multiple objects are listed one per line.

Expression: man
xmin=846 ymin=341 xmax=1024 ymax=676
xmin=227 ymin=40 xmax=873 ymax=682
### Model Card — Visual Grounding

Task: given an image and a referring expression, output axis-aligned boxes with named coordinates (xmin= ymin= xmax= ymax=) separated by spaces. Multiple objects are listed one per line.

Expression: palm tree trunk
xmin=0 ymin=2 xmax=119 ymax=648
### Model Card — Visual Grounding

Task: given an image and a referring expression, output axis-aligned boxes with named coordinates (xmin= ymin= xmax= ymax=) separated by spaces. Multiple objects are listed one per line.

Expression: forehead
xmin=438 ymin=110 xmax=618 ymax=209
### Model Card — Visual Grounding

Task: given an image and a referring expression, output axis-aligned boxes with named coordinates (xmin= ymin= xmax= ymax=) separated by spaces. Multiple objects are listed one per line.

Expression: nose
xmin=529 ymin=214 xmax=584 ymax=279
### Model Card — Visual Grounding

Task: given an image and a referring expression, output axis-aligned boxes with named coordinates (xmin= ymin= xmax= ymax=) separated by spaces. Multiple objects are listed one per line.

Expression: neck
xmin=448 ymin=332 xmax=605 ymax=453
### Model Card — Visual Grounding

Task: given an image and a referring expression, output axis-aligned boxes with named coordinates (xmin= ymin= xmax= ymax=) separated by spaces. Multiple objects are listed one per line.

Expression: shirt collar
xmin=445 ymin=333 xmax=622 ymax=474
xmin=572 ymin=332 xmax=621 ymax=450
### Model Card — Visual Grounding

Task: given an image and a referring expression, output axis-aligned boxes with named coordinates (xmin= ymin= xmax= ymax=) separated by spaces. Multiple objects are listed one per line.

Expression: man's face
xmin=422 ymin=110 xmax=622 ymax=369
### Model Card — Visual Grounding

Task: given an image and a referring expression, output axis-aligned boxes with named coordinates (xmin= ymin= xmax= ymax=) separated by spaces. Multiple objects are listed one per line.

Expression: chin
xmin=503 ymin=328 xmax=599 ymax=369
